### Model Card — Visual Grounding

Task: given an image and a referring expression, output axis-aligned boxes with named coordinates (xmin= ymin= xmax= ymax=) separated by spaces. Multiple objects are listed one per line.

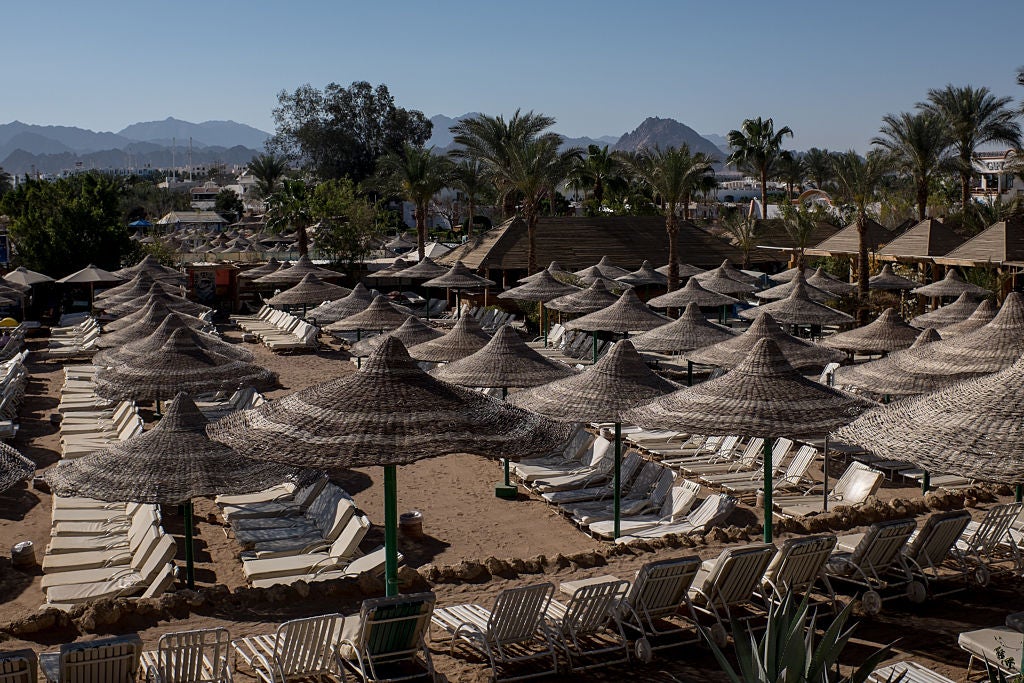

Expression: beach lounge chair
xmin=219 ymin=476 xmax=328 ymax=522
xmin=231 ymin=486 xmax=352 ymax=545
xmin=709 ymin=444 xmax=818 ymax=496
xmin=241 ymin=513 xmax=370 ymax=586
xmin=561 ymin=463 xmax=674 ymax=525
xmin=588 ymin=481 xmax=701 ymax=539
xmin=618 ymin=556 xmax=703 ymax=663
xmin=825 ymin=518 xmax=917 ymax=615
xmin=0 ymin=649 xmax=37 ymax=683
xmin=775 ymin=462 xmax=884 ymax=517
xmin=615 ymin=493 xmax=738 ymax=544
xmin=528 ymin=440 xmax=616 ymax=493
xmin=952 ymin=502 xmax=1024 ymax=584
xmin=337 ymin=592 xmax=436 ymax=682
xmin=658 ymin=435 xmax=737 ymax=467
xmin=758 ymin=534 xmax=837 ymax=608
xmin=959 ymin=618 xmax=1024 ymax=679
xmin=688 ymin=543 xmax=778 ymax=647
xmin=42 ymin=532 xmax=176 ymax=590
xmin=231 ymin=613 xmax=345 ymax=683
xmin=46 ymin=505 xmax=159 ymax=554
xmin=900 ymin=510 xmax=972 ymax=596
xmin=42 ymin=520 xmax=160 ymax=573
xmin=44 ymin=544 xmax=177 ymax=607
xmin=517 ymin=435 xmax=608 ymax=485
xmin=214 ymin=481 xmax=296 ymax=508
xmin=542 ymin=450 xmax=646 ymax=506
xmin=141 ymin=628 xmax=231 ymax=683
xmin=431 ymin=582 xmax=558 ymax=681
xmin=869 ymin=661 xmax=954 ymax=683
xmin=510 ymin=425 xmax=592 ymax=480
xmin=39 ymin=635 xmax=142 ymax=682
xmin=544 ymin=578 xmax=630 ymax=672
xmin=50 ymin=502 xmax=153 ymax=536
xmin=668 ymin=436 xmax=760 ymax=474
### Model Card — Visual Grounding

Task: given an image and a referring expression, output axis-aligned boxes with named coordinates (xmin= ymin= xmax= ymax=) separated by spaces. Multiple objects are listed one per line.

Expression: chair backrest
xmin=356 ymin=592 xmax=436 ymax=660
xmin=487 ymin=583 xmax=555 ymax=646
xmin=328 ymin=514 xmax=370 ymax=561
xmin=140 ymin=563 xmax=177 ymax=599
xmin=698 ymin=544 xmax=776 ymax=608
xmin=779 ymin=446 xmax=818 ymax=486
xmin=735 ymin=437 xmax=765 ymax=467
xmin=662 ymin=481 xmax=702 ymax=520
xmin=904 ymin=510 xmax=971 ymax=567
xmin=848 ymin=518 xmax=917 ymax=576
xmin=716 ymin=435 xmax=741 ymax=458
xmin=273 ymin=614 xmax=345 ymax=678
xmin=292 ymin=477 xmax=329 ymax=509
xmin=0 ymin=649 xmax=36 ymax=683
xmin=618 ymin=450 xmax=644 ymax=488
xmin=626 ymin=463 xmax=668 ymax=500
xmin=771 ymin=437 xmax=794 ymax=464
xmin=626 ymin=557 xmax=702 ymax=620
xmin=318 ymin=497 xmax=357 ymax=540
xmin=647 ymin=471 xmax=676 ymax=511
xmin=558 ymin=579 xmax=630 ymax=637
xmin=963 ymin=502 xmax=1024 ymax=554
xmin=831 ymin=462 xmax=873 ymax=497
xmin=837 ymin=467 xmax=884 ymax=504
xmin=818 ymin=362 xmax=840 ymax=385
xmin=584 ymin=437 xmax=613 ymax=467
xmin=303 ymin=484 xmax=346 ymax=528
xmin=685 ymin=493 xmax=737 ymax=529
xmin=153 ymin=628 xmax=230 ymax=683
xmin=57 ymin=635 xmax=141 ymax=683
xmin=761 ymin=534 xmax=837 ymax=596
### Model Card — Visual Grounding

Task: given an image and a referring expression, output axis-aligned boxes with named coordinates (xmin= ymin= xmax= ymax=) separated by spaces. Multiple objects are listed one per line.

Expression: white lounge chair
xmin=231 ymin=613 xmax=345 ymax=683
xmin=589 ymin=481 xmax=702 ymax=539
xmin=0 ymin=649 xmax=37 ymax=683
xmin=826 ymin=518 xmax=917 ymax=615
xmin=618 ymin=556 xmax=703 ymax=663
xmin=544 ymin=578 xmax=630 ymax=672
xmin=689 ymin=543 xmax=778 ymax=647
xmin=758 ymin=534 xmax=837 ymax=607
xmin=141 ymin=628 xmax=231 ymax=683
xmin=615 ymin=493 xmax=738 ymax=544
xmin=40 ymin=635 xmax=142 ymax=683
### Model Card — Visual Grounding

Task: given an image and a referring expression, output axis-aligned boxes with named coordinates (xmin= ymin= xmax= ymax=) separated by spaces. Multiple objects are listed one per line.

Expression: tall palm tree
xmin=720 ymin=210 xmax=759 ymax=269
xmin=266 ymin=178 xmax=313 ymax=256
xmin=774 ymin=153 xmax=807 ymax=200
xmin=248 ymin=153 xmax=289 ymax=198
xmin=620 ymin=145 xmax=716 ymax=290
xmin=777 ymin=201 xmax=819 ymax=270
xmin=726 ymin=117 xmax=794 ymax=218
xmin=375 ymin=144 xmax=452 ymax=259
xmin=872 ymin=111 xmax=952 ymax=222
xmin=919 ymin=85 xmax=1021 ymax=211
xmin=577 ymin=145 xmax=622 ymax=206
xmin=448 ymin=158 xmax=490 ymax=238
xmin=802 ymin=148 xmax=835 ymax=191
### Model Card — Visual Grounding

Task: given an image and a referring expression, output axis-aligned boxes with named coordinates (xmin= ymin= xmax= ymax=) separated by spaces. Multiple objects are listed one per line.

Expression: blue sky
xmin=3 ymin=0 xmax=1022 ymax=151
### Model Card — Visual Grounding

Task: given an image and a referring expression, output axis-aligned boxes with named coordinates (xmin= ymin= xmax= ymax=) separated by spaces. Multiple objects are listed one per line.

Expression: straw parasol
xmin=755 ymin=272 xmax=838 ymax=303
xmin=308 ymin=282 xmax=375 ymax=324
xmin=574 ymin=256 xmax=631 ymax=280
xmin=430 ymin=326 xmax=574 ymax=390
xmin=624 ymin=337 xmax=875 ymax=541
xmin=96 ymin=305 xmax=212 ymax=349
xmin=739 ymin=279 xmax=854 ymax=327
xmin=206 ymin=337 xmax=572 ymax=595
xmin=820 ymin=308 xmax=919 ymax=354
xmin=831 ymin=328 xmax=942 ymax=397
xmin=616 ymin=260 xmax=668 ymax=287
xmin=909 ymin=291 xmax=981 ymax=329
xmin=768 ymin=267 xmax=817 ymax=284
xmin=422 ymin=261 xmax=495 ymax=319
xmin=518 ymin=260 xmax=574 ymax=284
xmin=545 ymin=280 xmax=620 ymax=315
xmin=498 ymin=270 xmax=581 ymax=345
xmin=395 ymin=257 xmax=449 ymax=280
xmin=911 ymin=269 xmax=991 ymax=299
xmin=869 ymin=263 xmax=918 ymax=291
xmin=95 ymin=314 xmax=254 ymax=367
xmin=0 ymin=443 xmax=34 ymax=493
xmin=937 ymin=298 xmax=997 ymax=338
xmin=103 ymin=286 xmax=211 ymax=319
xmin=266 ymin=274 xmax=352 ymax=309
xmin=647 ymin=277 xmax=740 ymax=309
xmin=510 ymin=340 xmax=677 ymax=536
xmin=4 ymin=266 xmax=53 ymax=287
xmin=564 ymin=289 xmax=669 ymax=334
xmin=238 ymin=257 xmax=281 ymax=281
xmin=325 ymin=295 xmax=414 ymax=336
xmin=102 ymin=298 xmax=209 ymax=333
xmin=628 ymin=302 xmax=737 ymax=381
xmin=406 ymin=314 xmax=491 ymax=363
xmin=349 ymin=316 xmax=443 ymax=357
xmin=94 ymin=273 xmax=181 ymax=307
xmin=370 ymin=258 xmax=413 ymax=281
xmin=46 ymin=393 xmax=313 ymax=588
xmin=686 ymin=310 xmax=845 ymax=371
xmin=254 ymin=255 xmax=343 ymax=286
xmin=806 ymin=267 xmax=857 ymax=297
xmin=384 ymin=233 xmax=417 ymax=252
xmin=575 ymin=271 xmax=632 ymax=291
xmin=694 ymin=264 xmax=759 ymax=295
xmin=656 ymin=262 xmax=706 ymax=278
xmin=698 ymin=259 xmax=761 ymax=286
xmin=112 ymin=255 xmax=187 ymax=283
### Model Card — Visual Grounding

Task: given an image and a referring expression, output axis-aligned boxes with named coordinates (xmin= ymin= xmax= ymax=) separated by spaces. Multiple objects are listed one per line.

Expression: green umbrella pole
xmin=384 ymin=464 xmax=399 ymax=597
xmin=822 ymin=435 xmax=830 ymax=512
xmin=425 ymin=287 xmax=431 ymax=321
xmin=921 ymin=471 xmax=930 ymax=494
xmin=183 ymin=500 xmax=196 ymax=589
xmin=613 ymin=422 xmax=622 ymax=540
xmin=497 ymin=387 xmax=517 ymax=499
xmin=1016 ymin=485 xmax=1023 ymax=503
xmin=687 ymin=360 xmax=693 ymax=387
xmin=540 ymin=301 xmax=547 ymax=346
xmin=592 ymin=333 xmax=598 ymax=364
xmin=456 ymin=289 xmax=461 ymax=319
xmin=763 ymin=437 xmax=774 ymax=543
xmin=720 ymin=304 xmax=727 ymax=325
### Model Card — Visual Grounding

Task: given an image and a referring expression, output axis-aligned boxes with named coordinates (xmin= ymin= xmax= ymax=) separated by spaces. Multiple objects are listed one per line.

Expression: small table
xmin=559 ymin=574 xmax=624 ymax=597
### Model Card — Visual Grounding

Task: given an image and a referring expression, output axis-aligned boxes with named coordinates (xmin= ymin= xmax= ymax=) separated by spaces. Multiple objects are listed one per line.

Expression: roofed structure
xmin=876 ymin=218 xmax=965 ymax=261
xmin=934 ymin=217 xmax=1024 ymax=267
xmin=753 ymin=219 xmax=842 ymax=251
xmin=805 ymin=218 xmax=892 ymax=257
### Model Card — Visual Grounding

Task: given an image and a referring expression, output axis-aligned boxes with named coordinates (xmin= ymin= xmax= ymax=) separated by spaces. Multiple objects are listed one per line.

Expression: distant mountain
xmin=4 ymin=145 xmax=260 ymax=176
xmin=613 ymin=118 xmax=723 ymax=160
xmin=427 ymin=113 xmax=619 ymax=155
xmin=0 ymin=132 xmax=73 ymax=161
xmin=701 ymin=133 xmax=732 ymax=155
xmin=0 ymin=121 xmax=131 ymax=153
xmin=118 ymin=117 xmax=271 ymax=150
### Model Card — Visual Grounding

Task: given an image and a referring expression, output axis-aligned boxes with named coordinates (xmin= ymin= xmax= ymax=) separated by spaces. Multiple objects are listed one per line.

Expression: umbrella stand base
xmin=494 ymin=483 xmax=518 ymax=500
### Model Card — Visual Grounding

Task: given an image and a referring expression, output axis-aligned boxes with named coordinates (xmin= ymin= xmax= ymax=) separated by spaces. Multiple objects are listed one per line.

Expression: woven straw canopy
xmin=739 ymin=279 xmax=854 ymax=326
xmin=629 ymin=303 xmax=737 ymax=353
xmin=266 ymin=273 xmax=352 ymax=307
xmin=396 ymin=257 xmax=450 ymax=280
xmin=95 ymin=273 xmax=180 ymax=305
xmin=254 ymin=255 xmax=343 ymax=285
xmin=546 ymin=280 xmax=620 ymax=314
xmin=371 ymin=258 xmax=413 ymax=280
xmin=820 ymin=308 xmax=919 ymax=353
xmin=45 ymin=394 xmax=311 ymax=504
xmin=768 ymin=267 xmax=816 ymax=284
xmin=0 ymin=443 xmax=34 ymax=493
xmin=102 ymin=299 xmax=208 ymax=333
xmin=4 ymin=266 xmax=53 ymax=286
xmin=616 ymin=260 xmax=667 ymax=287
xmin=869 ymin=264 xmax=918 ymax=291
xmin=430 ymin=326 xmax=574 ymax=389
xmin=647 ymin=277 xmax=740 ymax=309
xmin=94 ymin=327 xmax=277 ymax=401
xmin=422 ymin=261 xmax=495 ymax=289
xmin=385 ymin=233 xmax=416 ymax=251
xmin=325 ymin=295 xmax=413 ymax=333
xmin=498 ymin=270 xmax=581 ymax=303
xmin=112 ymin=255 xmax=186 ymax=283
xmin=624 ymin=338 xmax=875 ymax=438
xmin=573 ymin=256 xmax=631 ymax=280
xmin=97 ymin=305 xmax=211 ymax=349
xmin=656 ymin=263 xmax=706 ymax=278
xmin=699 ymin=259 xmax=761 ymax=286
xmin=56 ymin=264 xmax=123 ymax=285
xmin=103 ymin=286 xmax=210 ymax=319
xmin=832 ymin=328 xmax=943 ymax=396
xmin=834 ymin=355 xmax=1024 ymax=483
xmin=686 ymin=311 xmax=845 ymax=371
xmin=350 ymin=316 xmax=443 ymax=357
xmin=564 ymin=289 xmax=670 ymax=333
xmin=911 ymin=269 xmax=991 ymax=298
xmin=406 ymin=314 xmax=491 ymax=363
xmin=519 ymin=261 xmax=573 ymax=284
xmin=574 ymin=268 xmax=633 ymax=291
xmin=96 ymin=314 xmax=251 ymax=365
xmin=510 ymin=340 xmax=677 ymax=422
xmin=206 ymin=337 xmax=572 ymax=468
xmin=806 ymin=267 xmax=857 ymax=297
xmin=308 ymin=282 xmax=375 ymax=324
xmin=694 ymin=264 xmax=759 ymax=295
xmin=756 ymin=272 xmax=837 ymax=303
xmin=910 ymin=292 xmax=981 ymax=329
xmin=238 ymin=258 xmax=281 ymax=281
xmin=938 ymin=298 xmax=997 ymax=338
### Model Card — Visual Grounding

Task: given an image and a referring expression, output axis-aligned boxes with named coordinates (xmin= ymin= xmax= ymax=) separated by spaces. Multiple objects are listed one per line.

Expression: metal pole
xmin=502 ymin=388 xmax=510 ymax=488
xmin=592 ymin=333 xmax=598 ymax=364
xmin=425 ymin=287 xmax=431 ymax=321
xmin=184 ymin=500 xmax=195 ymax=589
xmin=540 ymin=301 xmax=547 ymax=346
xmin=456 ymin=289 xmax=461 ymax=319
xmin=822 ymin=435 xmax=830 ymax=512
xmin=613 ymin=422 xmax=622 ymax=540
xmin=384 ymin=464 xmax=399 ymax=597
xmin=921 ymin=471 xmax=930 ymax=494
xmin=763 ymin=437 xmax=773 ymax=543
xmin=687 ymin=360 xmax=693 ymax=387
xmin=1016 ymin=485 xmax=1023 ymax=503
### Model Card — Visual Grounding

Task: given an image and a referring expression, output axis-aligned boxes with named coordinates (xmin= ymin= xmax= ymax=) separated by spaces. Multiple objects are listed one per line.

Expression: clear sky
xmin=3 ymin=0 xmax=1022 ymax=151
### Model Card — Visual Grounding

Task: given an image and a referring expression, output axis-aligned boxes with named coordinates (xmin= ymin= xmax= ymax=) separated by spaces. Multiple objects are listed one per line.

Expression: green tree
xmin=269 ymin=81 xmax=431 ymax=182
xmin=802 ymin=147 xmax=835 ymax=191
xmin=248 ymin=153 xmax=289 ymax=198
xmin=119 ymin=178 xmax=190 ymax=223
xmin=373 ymin=144 xmax=452 ymax=260
xmin=448 ymin=158 xmax=492 ymax=237
xmin=266 ymin=178 xmax=313 ymax=256
xmin=777 ymin=201 xmax=821 ymax=269
xmin=775 ymin=152 xmax=806 ymax=200
xmin=576 ymin=144 xmax=623 ymax=206
xmin=309 ymin=178 xmax=380 ymax=271
xmin=0 ymin=168 xmax=12 ymax=197
xmin=727 ymin=117 xmax=794 ymax=218
xmin=919 ymin=84 xmax=1022 ymax=211
xmin=720 ymin=209 xmax=759 ymax=269
xmin=214 ymin=188 xmax=244 ymax=220
xmin=872 ymin=111 xmax=952 ymax=221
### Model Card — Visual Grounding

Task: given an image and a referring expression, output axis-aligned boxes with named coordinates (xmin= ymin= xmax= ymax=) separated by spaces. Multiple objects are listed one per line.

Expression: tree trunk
xmin=857 ymin=213 xmax=870 ymax=325
xmin=466 ymin=198 xmax=475 ymax=239
xmin=760 ymin=169 xmax=769 ymax=220
xmin=666 ymin=206 xmax=679 ymax=292
xmin=594 ymin=177 xmax=604 ymax=205
xmin=416 ymin=201 xmax=427 ymax=260
xmin=297 ymin=225 xmax=309 ymax=256
xmin=916 ymin=179 xmax=928 ymax=222
xmin=526 ymin=208 xmax=539 ymax=275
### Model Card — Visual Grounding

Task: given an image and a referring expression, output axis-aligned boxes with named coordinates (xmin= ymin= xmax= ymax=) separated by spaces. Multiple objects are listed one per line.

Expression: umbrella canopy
xmin=94 ymin=273 xmax=180 ymax=305
xmin=308 ymin=282 xmax=375 ymax=324
xmin=820 ymin=308 xmax=919 ymax=353
xmin=325 ymin=295 xmax=413 ymax=333
xmin=266 ymin=274 xmax=352 ymax=307
xmin=395 ymin=257 xmax=450 ymax=280
xmin=385 ymin=233 xmax=417 ymax=252
xmin=96 ymin=305 xmax=212 ymax=349
xmin=909 ymin=291 xmax=981 ymax=329
xmin=768 ymin=267 xmax=817 ymax=284
xmin=94 ymin=327 xmax=276 ymax=401
xmin=655 ymin=262 xmax=706 ymax=278
xmin=806 ymin=267 xmax=857 ymax=297
xmin=4 ymin=266 xmax=53 ymax=286
xmin=834 ymin=355 xmax=1024 ymax=483
xmin=102 ymin=298 xmax=209 ymax=333
xmin=869 ymin=263 xmax=918 ymax=291
xmin=546 ymin=280 xmax=620 ymax=314
xmin=430 ymin=326 xmax=575 ymax=389
xmin=694 ymin=264 xmax=759 ymax=295
xmin=238 ymin=258 xmax=281 ymax=281
xmin=911 ymin=269 xmax=991 ymax=299
xmin=699 ymin=259 xmax=761 ymax=286
xmin=0 ymin=295 xmax=17 ymax=307
xmin=0 ymin=443 xmax=34 ymax=493
xmin=573 ymin=256 xmax=631 ymax=280
xmin=629 ymin=303 xmax=736 ymax=353
xmin=370 ymin=258 xmax=413 ymax=280
xmin=518 ymin=261 xmax=574 ymax=285
xmin=56 ymin=264 xmax=123 ymax=285
xmin=254 ymin=255 xmax=343 ymax=286
xmin=406 ymin=314 xmax=491 ymax=363
xmin=739 ymin=279 xmax=854 ymax=326
xmin=755 ymin=272 xmax=838 ymax=303
xmin=686 ymin=311 xmax=845 ymax=371
xmin=831 ymin=328 xmax=944 ymax=397
xmin=937 ymin=298 xmax=998 ymax=338
xmin=564 ymin=289 xmax=669 ymax=333
xmin=95 ymin=314 xmax=253 ymax=366
xmin=112 ymin=255 xmax=187 ymax=283
xmin=498 ymin=270 xmax=581 ymax=303
xmin=576 ymin=271 xmax=632 ymax=291
xmin=103 ymin=286 xmax=210 ymax=319
xmin=350 ymin=316 xmax=443 ymax=357
xmin=616 ymin=260 xmax=668 ymax=287
xmin=647 ymin=277 xmax=740 ymax=309
xmin=422 ymin=261 xmax=495 ymax=289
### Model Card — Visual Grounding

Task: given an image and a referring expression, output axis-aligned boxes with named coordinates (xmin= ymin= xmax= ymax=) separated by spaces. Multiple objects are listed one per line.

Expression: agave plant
xmin=703 ymin=591 xmax=897 ymax=683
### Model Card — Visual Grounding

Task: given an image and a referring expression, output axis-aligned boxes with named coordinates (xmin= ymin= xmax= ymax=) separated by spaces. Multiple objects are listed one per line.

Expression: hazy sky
xmin=4 ymin=0 xmax=1022 ymax=151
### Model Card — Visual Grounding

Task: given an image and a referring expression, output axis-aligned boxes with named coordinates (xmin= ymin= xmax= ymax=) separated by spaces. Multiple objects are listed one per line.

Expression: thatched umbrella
xmin=406 ymin=314 xmax=491 ymax=363
xmin=575 ymin=270 xmax=633 ymax=292
xmin=206 ymin=337 xmax=571 ymax=595
xmin=699 ymin=259 xmax=761 ymax=286
xmin=624 ymin=338 xmax=875 ymax=541
xmin=511 ymin=340 xmax=677 ymax=537
xmin=103 ymin=286 xmax=211 ymax=319
xmin=565 ymin=290 xmax=670 ymax=363
xmin=384 ymin=233 xmax=416 ymax=253
xmin=46 ymin=393 xmax=313 ymax=588
xmin=546 ymin=280 xmax=619 ymax=315
xmin=616 ymin=260 xmax=667 ymax=288
xmin=910 ymin=292 xmax=982 ymax=329
xmin=95 ymin=314 xmax=251 ymax=366
xmin=370 ymin=258 xmax=413 ymax=282
xmin=629 ymin=303 xmax=736 ymax=383
xmin=266 ymin=274 xmax=352 ymax=314
xmin=0 ymin=443 xmax=34 ymax=493
xmin=308 ymin=282 xmax=375 ymax=325
xmin=325 ymin=295 xmax=413 ymax=340
xmin=938 ymin=298 xmax=997 ymax=338
xmin=94 ymin=274 xmax=181 ymax=308
xmin=112 ymin=255 xmax=187 ymax=283
xmin=518 ymin=261 xmax=574 ymax=285
xmin=647 ymin=277 xmax=740 ymax=310
xmin=498 ymin=270 xmax=580 ymax=344
xmin=254 ymin=255 xmax=344 ymax=286
xmin=686 ymin=310 xmax=845 ymax=372
xmin=655 ymin=262 xmax=706 ymax=278
xmin=739 ymin=279 xmax=854 ymax=327
xmin=56 ymin=264 xmax=123 ymax=311
xmin=869 ymin=264 xmax=918 ymax=291
xmin=768 ymin=267 xmax=816 ymax=284
xmin=831 ymin=327 xmax=942 ymax=398
xmin=394 ymin=257 xmax=450 ymax=319
xmin=96 ymin=305 xmax=213 ymax=349
xmin=573 ymin=256 xmax=631 ymax=280
xmin=806 ymin=267 xmax=857 ymax=297
xmin=102 ymin=299 xmax=209 ymax=333
xmin=756 ymin=272 xmax=838 ymax=303
xmin=422 ymin=261 xmax=495 ymax=319
xmin=349 ymin=316 xmax=443 ymax=358
xmin=820 ymin=308 xmax=919 ymax=354
xmin=911 ymin=269 xmax=991 ymax=299
xmin=695 ymin=264 xmax=760 ymax=295
xmin=238 ymin=257 xmax=281 ymax=281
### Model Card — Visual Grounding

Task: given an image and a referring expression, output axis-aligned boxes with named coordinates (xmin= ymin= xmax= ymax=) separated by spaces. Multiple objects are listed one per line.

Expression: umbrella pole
xmin=762 ymin=438 xmax=773 ymax=543
xmin=613 ymin=422 xmax=621 ymax=540
xmin=822 ymin=435 xmax=830 ymax=512
xmin=687 ymin=360 xmax=693 ymax=387
xmin=496 ymin=387 xmax=517 ymax=500
xmin=456 ymin=289 xmax=461 ymax=319
xmin=384 ymin=464 xmax=399 ymax=597
xmin=184 ymin=500 xmax=196 ymax=589
xmin=592 ymin=333 xmax=598 ymax=364
xmin=1016 ymin=485 xmax=1022 ymax=503
xmin=921 ymin=471 xmax=930 ymax=494
xmin=540 ymin=301 xmax=547 ymax=346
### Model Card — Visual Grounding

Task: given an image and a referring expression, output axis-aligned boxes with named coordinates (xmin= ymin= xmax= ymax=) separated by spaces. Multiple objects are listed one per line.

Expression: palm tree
xmin=375 ymin=144 xmax=452 ymax=259
xmin=248 ymin=154 xmax=289 ymax=199
xmin=872 ymin=112 xmax=952 ymax=222
xmin=777 ymin=201 xmax=819 ymax=270
xmin=919 ymin=85 xmax=1022 ymax=211
xmin=720 ymin=210 xmax=759 ymax=269
xmin=620 ymin=145 xmax=716 ymax=290
xmin=727 ymin=117 xmax=794 ymax=219
xmin=802 ymin=148 xmax=835 ymax=192
xmin=774 ymin=153 xmax=806 ymax=200
xmin=266 ymin=178 xmax=313 ymax=256
xmin=448 ymin=158 xmax=490 ymax=238
xmin=577 ymin=145 xmax=622 ymax=206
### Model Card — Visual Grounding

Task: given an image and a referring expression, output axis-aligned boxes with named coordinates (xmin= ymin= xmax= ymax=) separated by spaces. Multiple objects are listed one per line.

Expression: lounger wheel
xmin=634 ymin=637 xmax=653 ymax=663
xmin=709 ymin=623 xmax=728 ymax=649
xmin=861 ymin=590 xmax=882 ymax=616
xmin=905 ymin=580 xmax=927 ymax=604
xmin=973 ymin=566 xmax=991 ymax=587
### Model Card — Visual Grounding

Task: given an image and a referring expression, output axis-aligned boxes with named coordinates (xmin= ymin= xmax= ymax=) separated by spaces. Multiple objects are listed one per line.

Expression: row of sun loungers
xmin=193 ymin=387 xmax=265 ymax=421
xmin=531 ymin=324 xmax=612 ymax=363
xmin=233 ymin=305 xmax=319 ymax=352
xmin=0 ymin=350 xmax=28 ymax=439
xmin=47 ymin=317 xmax=99 ymax=357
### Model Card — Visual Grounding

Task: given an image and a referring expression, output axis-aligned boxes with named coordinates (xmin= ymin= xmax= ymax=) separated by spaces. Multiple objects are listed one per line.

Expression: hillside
xmin=612 ymin=117 xmax=724 ymax=159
